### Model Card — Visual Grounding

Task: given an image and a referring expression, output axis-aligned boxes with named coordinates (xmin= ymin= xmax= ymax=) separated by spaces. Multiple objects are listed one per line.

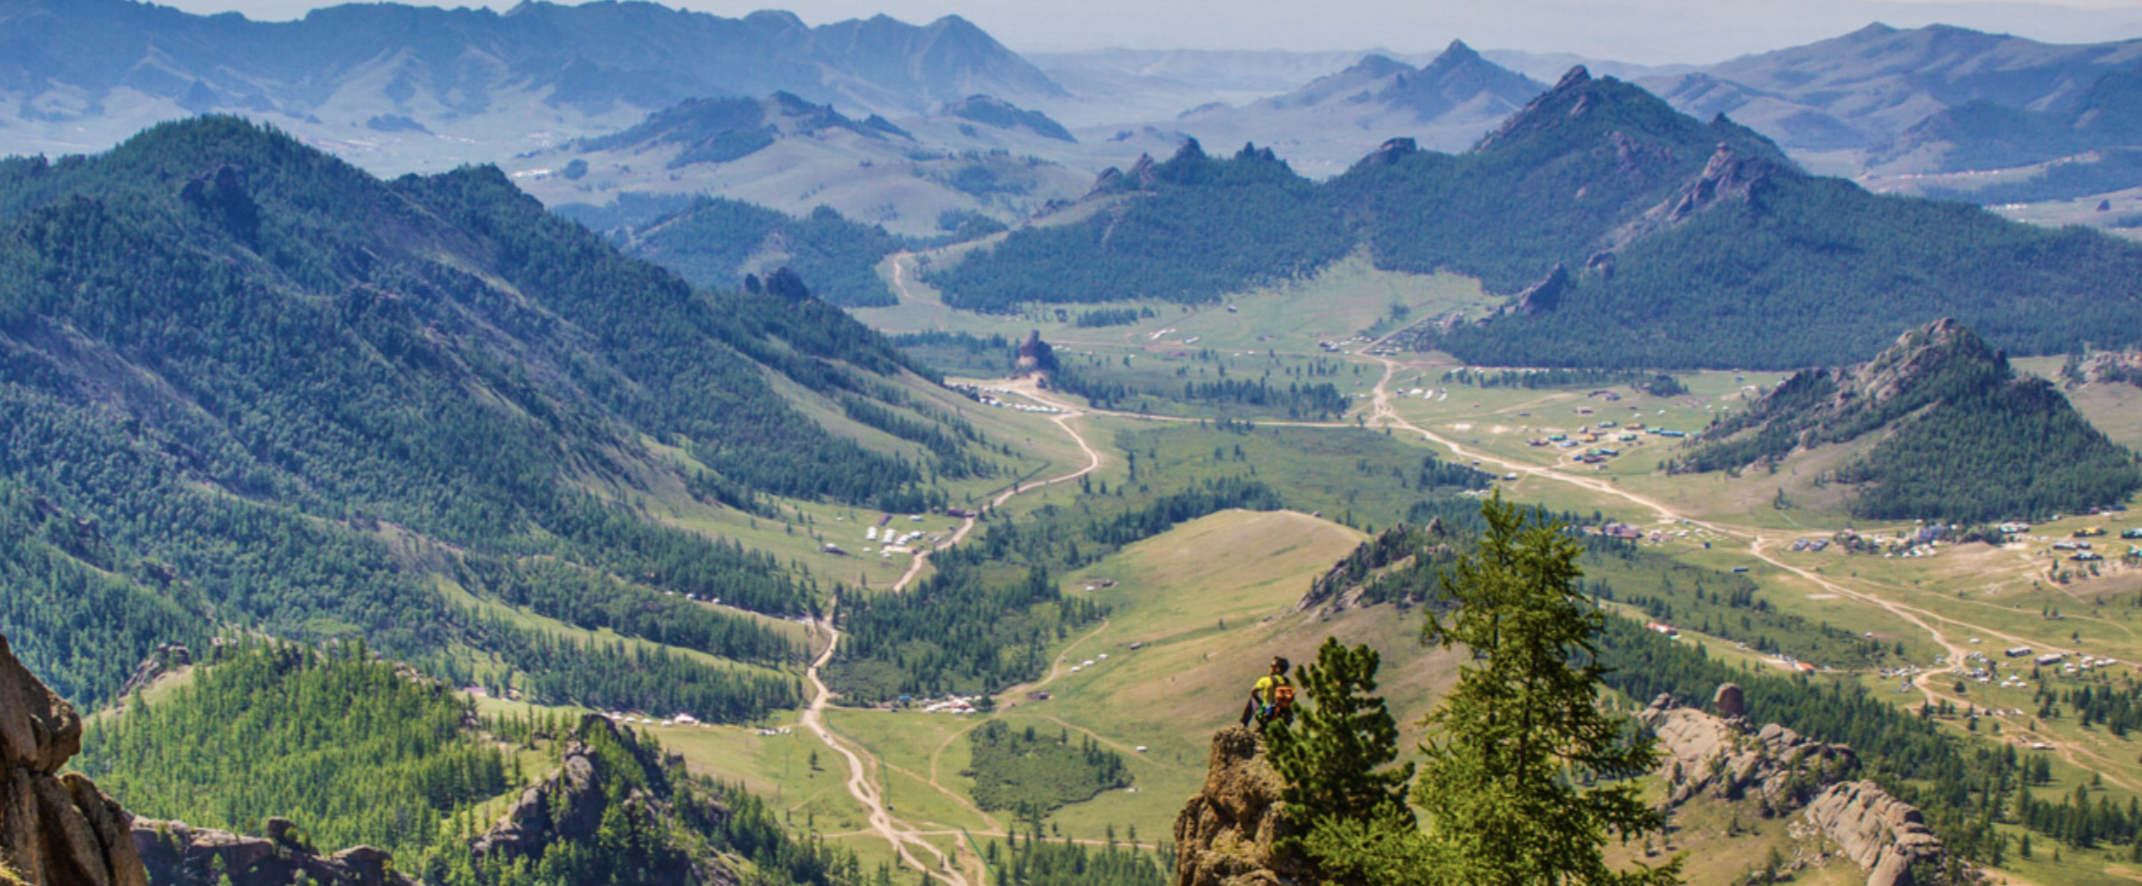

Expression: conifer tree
xmin=1414 ymin=494 xmax=1681 ymax=886
xmin=1268 ymin=637 xmax=1414 ymax=831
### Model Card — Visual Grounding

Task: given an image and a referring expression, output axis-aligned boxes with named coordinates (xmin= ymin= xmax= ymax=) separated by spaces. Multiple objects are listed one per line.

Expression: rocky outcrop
xmin=1361 ymin=137 xmax=1419 ymax=166
xmin=1641 ymin=693 xmax=1945 ymax=886
xmin=2077 ymin=350 xmax=2142 ymax=388
xmin=115 ymin=645 xmax=192 ymax=701
xmin=0 ymin=634 xmax=148 ymax=886
xmin=1011 ymin=330 xmax=1057 ymax=381
xmin=473 ymin=720 xmax=617 ymax=864
xmin=1711 ymin=682 xmax=1745 ymax=718
xmin=130 ymin=818 xmax=411 ymax=886
xmin=1172 ymin=727 xmax=1315 ymax=886
xmin=1639 ymin=694 xmax=1854 ymax=807
xmin=1800 ymin=781 xmax=1943 ymax=886
xmin=1504 ymin=264 xmax=1571 ymax=316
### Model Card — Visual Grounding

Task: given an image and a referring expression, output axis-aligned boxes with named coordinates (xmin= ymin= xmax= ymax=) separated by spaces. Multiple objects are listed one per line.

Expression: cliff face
xmin=130 ymin=819 xmax=412 ymax=886
xmin=0 ymin=634 xmax=147 ymax=886
xmin=1171 ymin=727 xmax=1315 ymax=886
xmin=1638 ymin=693 xmax=1855 ymax=807
xmin=1801 ymin=782 xmax=1944 ymax=886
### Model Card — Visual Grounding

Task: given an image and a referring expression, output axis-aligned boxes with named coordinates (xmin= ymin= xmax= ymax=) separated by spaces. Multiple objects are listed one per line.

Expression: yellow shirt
xmin=1253 ymin=674 xmax=1290 ymax=705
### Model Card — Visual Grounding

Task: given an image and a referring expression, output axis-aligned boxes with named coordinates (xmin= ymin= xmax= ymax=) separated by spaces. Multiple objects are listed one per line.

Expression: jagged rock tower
xmin=0 ymin=634 xmax=147 ymax=886
xmin=1172 ymin=726 xmax=1316 ymax=886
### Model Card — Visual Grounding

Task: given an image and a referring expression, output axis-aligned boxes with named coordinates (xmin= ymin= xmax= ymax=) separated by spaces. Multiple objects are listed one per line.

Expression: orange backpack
xmin=1272 ymin=681 xmax=1296 ymax=711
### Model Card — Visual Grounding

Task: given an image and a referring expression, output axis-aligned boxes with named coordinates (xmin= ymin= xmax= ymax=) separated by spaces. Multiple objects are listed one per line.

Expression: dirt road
xmin=802 ymin=386 xmax=1108 ymax=884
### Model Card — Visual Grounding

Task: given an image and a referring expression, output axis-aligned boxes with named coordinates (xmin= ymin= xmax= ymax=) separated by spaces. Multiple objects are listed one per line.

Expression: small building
xmin=2037 ymin=653 xmax=2067 ymax=667
xmin=821 ymin=543 xmax=848 ymax=556
xmin=2005 ymin=646 xmax=2032 ymax=658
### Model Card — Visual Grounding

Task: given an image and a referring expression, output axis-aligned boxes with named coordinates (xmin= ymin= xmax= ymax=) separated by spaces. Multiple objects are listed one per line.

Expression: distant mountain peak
xmin=1441 ymin=39 xmax=1481 ymax=60
xmin=1345 ymin=54 xmax=1415 ymax=78
xmin=1555 ymin=66 xmax=1593 ymax=90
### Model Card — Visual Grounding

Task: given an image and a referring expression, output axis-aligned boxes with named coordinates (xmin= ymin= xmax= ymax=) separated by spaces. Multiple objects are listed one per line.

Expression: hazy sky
xmin=149 ymin=0 xmax=2142 ymax=64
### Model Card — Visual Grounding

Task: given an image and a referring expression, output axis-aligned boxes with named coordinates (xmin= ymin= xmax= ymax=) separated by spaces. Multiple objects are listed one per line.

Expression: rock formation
xmin=1011 ymin=330 xmax=1057 ymax=382
xmin=1361 ymin=137 xmax=1419 ymax=166
xmin=115 ymin=645 xmax=192 ymax=702
xmin=131 ymin=818 xmax=411 ymax=886
xmin=1800 ymin=781 xmax=1943 ymax=886
xmin=1171 ymin=727 xmax=1315 ymax=886
xmin=472 ymin=720 xmax=618 ymax=864
xmin=1504 ymin=263 xmax=1572 ymax=317
xmin=1641 ymin=693 xmax=1945 ymax=886
xmin=0 ymin=633 xmax=148 ymax=886
xmin=1640 ymin=694 xmax=1854 ymax=807
xmin=1711 ymin=682 xmax=1745 ymax=719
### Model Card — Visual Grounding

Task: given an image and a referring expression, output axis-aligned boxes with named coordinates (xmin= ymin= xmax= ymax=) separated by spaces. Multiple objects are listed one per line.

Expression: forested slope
xmin=75 ymin=641 xmax=880 ymax=886
xmin=1670 ymin=319 xmax=2141 ymax=520
xmin=0 ymin=117 xmax=990 ymax=715
xmin=927 ymin=68 xmax=2142 ymax=368
xmin=566 ymin=196 xmax=911 ymax=307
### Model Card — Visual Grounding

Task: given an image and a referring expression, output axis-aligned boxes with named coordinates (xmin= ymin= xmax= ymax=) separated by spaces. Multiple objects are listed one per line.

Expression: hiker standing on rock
xmin=1239 ymin=656 xmax=1295 ymax=729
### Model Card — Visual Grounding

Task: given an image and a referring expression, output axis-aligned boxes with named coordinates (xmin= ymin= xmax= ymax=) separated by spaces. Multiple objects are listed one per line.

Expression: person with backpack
xmin=1239 ymin=656 xmax=1295 ymax=729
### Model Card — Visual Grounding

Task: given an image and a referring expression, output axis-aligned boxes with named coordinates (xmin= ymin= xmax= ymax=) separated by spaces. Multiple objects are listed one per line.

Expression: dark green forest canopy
xmin=964 ymin=721 xmax=1132 ymax=814
xmin=926 ymin=72 xmax=2142 ymax=368
xmin=0 ymin=117 xmax=956 ymax=709
xmin=925 ymin=139 xmax=1353 ymax=311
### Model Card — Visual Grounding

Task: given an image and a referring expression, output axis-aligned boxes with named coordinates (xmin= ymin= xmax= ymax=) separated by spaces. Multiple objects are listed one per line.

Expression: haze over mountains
xmin=12 ymin=0 xmax=2142 ymax=226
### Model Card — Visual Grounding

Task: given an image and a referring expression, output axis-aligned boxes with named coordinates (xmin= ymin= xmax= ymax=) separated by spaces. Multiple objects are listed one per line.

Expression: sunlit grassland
xmin=855 ymin=248 xmax=1497 ymax=359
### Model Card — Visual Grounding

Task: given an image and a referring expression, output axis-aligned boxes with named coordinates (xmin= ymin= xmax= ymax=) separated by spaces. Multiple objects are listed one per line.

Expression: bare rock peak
xmin=1555 ymin=65 xmax=1593 ymax=90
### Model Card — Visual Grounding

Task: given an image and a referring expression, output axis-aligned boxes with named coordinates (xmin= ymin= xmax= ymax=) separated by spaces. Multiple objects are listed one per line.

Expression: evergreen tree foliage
xmin=1268 ymin=638 xmax=1412 ymax=826
xmin=925 ymin=140 xmax=1353 ymax=311
xmin=964 ymin=722 xmax=1131 ymax=815
xmin=0 ymin=116 xmax=983 ymax=707
xmin=77 ymin=641 xmax=513 ymax=859
xmin=986 ymin=832 xmax=1169 ymax=886
xmin=1266 ymin=638 xmax=1414 ymax=865
xmin=1412 ymin=495 xmax=1680 ymax=886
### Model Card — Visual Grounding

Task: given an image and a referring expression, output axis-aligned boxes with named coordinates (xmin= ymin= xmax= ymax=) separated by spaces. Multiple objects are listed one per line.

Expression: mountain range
xmin=509 ymin=89 xmax=1091 ymax=235
xmin=1639 ymin=23 xmax=2142 ymax=156
xmin=0 ymin=0 xmax=1061 ymax=172
xmin=1161 ymin=42 xmax=1546 ymax=174
xmin=12 ymin=3 xmax=2142 ymax=218
xmin=930 ymin=66 xmax=2142 ymax=368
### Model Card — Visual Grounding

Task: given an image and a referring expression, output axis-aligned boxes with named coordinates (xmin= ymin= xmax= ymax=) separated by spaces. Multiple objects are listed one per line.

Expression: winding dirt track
xmin=826 ymin=258 xmax=2108 ymax=879
xmin=799 ymin=379 xmax=1106 ymax=885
